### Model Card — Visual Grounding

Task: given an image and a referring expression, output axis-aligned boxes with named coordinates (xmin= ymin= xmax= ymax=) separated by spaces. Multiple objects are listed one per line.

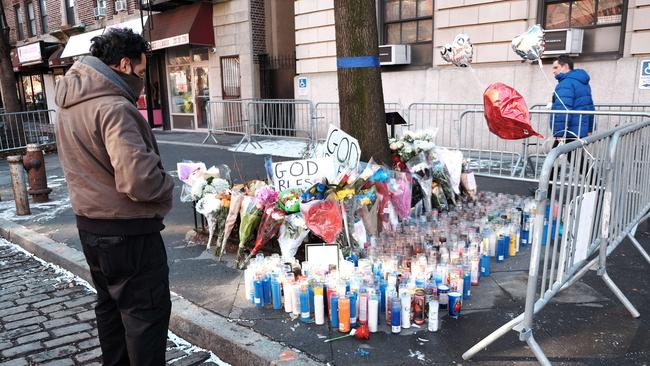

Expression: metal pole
xmin=8 ymin=155 xmax=30 ymax=215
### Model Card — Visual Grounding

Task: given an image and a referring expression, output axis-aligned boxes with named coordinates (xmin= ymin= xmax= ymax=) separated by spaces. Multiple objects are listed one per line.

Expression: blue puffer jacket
xmin=550 ymin=69 xmax=595 ymax=138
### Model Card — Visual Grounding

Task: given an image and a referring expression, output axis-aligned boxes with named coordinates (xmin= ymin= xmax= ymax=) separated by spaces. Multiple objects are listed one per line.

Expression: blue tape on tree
xmin=336 ymin=56 xmax=380 ymax=69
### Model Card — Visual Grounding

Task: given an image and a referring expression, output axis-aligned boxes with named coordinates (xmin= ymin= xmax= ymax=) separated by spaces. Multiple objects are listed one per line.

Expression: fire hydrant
xmin=22 ymin=143 xmax=52 ymax=203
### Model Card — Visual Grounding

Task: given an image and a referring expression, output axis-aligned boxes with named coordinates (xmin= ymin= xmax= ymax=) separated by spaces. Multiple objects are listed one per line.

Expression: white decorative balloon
xmin=440 ymin=34 xmax=473 ymax=68
xmin=511 ymin=24 xmax=546 ymax=61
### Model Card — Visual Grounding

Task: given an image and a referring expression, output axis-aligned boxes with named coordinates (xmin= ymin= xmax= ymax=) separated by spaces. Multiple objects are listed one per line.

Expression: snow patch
xmin=227 ymin=139 xmax=308 ymax=158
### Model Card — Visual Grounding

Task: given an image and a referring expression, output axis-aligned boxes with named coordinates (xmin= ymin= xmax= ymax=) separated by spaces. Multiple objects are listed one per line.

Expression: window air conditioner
xmin=115 ymin=0 xmax=127 ymax=12
xmin=93 ymin=6 xmax=107 ymax=18
xmin=379 ymin=44 xmax=411 ymax=66
xmin=542 ymin=28 xmax=584 ymax=56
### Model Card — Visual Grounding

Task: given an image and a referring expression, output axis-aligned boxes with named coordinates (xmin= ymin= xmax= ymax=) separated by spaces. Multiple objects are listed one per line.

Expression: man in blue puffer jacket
xmin=550 ymin=54 xmax=595 ymax=139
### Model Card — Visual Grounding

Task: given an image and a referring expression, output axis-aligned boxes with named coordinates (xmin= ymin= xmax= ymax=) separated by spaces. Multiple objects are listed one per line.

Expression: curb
xmin=0 ymin=218 xmax=323 ymax=366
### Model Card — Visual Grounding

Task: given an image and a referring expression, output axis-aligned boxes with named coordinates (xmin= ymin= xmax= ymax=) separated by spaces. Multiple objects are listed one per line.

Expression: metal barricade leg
xmin=599 ymin=270 xmax=640 ymax=318
xmin=627 ymin=233 xmax=650 ymax=265
xmin=462 ymin=314 xmax=524 ymax=360
xmin=522 ymin=330 xmax=551 ymax=366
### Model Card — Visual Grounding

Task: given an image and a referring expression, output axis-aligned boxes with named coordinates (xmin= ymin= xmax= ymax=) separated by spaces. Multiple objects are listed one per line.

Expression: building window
xmin=15 ymin=6 xmax=24 ymax=40
xmin=26 ymin=2 xmax=36 ymax=37
xmin=384 ymin=0 xmax=432 ymax=44
xmin=542 ymin=0 xmax=625 ymax=55
xmin=65 ymin=0 xmax=76 ymax=25
xmin=381 ymin=0 xmax=432 ymax=66
xmin=39 ymin=0 xmax=48 ymax=33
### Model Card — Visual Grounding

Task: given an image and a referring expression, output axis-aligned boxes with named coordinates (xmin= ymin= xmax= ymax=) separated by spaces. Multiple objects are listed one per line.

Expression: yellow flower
xmin=336 ymin=188 xmax=355 ymax=201
xmin=360 ymin=198 xmax=371 ymax=206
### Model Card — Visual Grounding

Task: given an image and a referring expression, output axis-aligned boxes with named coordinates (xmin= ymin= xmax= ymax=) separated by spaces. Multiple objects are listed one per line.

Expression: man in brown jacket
xmin=55 ymin=28 xmax=174 ymax=366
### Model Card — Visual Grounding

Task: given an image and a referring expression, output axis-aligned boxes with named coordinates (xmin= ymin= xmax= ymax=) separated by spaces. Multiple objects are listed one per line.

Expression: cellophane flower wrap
xmin=301 ymin=199 xmax=343 ymax=243
xmin=278 ymin=212 xmax=310 ymax=262
xmin=194 ymin=177 xmax=230 ymax=250
xmin=356 ymin=187 xmax=380 ymax=238
xmin=219 ymin=189 xmax=244 ymax=258
xmin=406 ymin=153 xmax=433 ymax=214
xmin=389 ymin=129 xmax=438 ymax=168
xmin=236 ymin=195 xmax=263 ymax=266
xmin=389 ymin=172 xmax=413 ymax=220
xmin=251 ymin=206 xmax=286 ymax=257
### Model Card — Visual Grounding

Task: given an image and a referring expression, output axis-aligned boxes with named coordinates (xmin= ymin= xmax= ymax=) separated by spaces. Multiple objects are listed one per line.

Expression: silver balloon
xmin=511 ymin=24 xmax=546 ymax=61
xmin=440 ymin=34 xmax=473 ymax=68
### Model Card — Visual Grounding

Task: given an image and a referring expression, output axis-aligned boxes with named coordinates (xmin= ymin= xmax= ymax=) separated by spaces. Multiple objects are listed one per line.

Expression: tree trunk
xmin=333 ymin=1 xmax=390 ymax=165
xmin=0 ymin=0 xmax=21 ymax=113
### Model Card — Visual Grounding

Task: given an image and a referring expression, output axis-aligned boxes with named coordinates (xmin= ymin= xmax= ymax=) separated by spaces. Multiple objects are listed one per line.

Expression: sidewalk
xmin=1 ymin=133 xmax=649 ymax=365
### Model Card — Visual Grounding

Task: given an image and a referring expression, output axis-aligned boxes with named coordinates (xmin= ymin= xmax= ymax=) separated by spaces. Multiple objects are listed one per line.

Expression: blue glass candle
xmin=379 ymin=280 xmax=387 ymax=320
xmin=253 ymin=278 xmax=263 ymax=308
xmin=504 ymin=233 xmax=511 ymax=259
xmin=262 ymin=275 xmax=271 ymax=305
xmin=463 ymin=271 xmax=471 ymax=299
xmin=330 ymin=294 xmax=339 ymax=328
xmin=496 ymin=235 xmax=505 ymax=263
xmin=391 ymin=297 xmax=401 ymax=334
xmin=520 ymin=212 xmax=530 ymax=248
xmin=271 ymin=276 xmax=282 ymax=310
xmin=300 ymin=284 xmax=311 ymax=323
xmin=480 ymin=255 xmax=491 ymax=277
xmin=349 ymin=292 xmax=357 ymax=327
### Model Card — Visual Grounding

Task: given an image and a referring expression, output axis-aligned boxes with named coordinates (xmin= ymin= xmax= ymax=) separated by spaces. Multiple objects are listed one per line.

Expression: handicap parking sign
xmin=640 ymin=60 xmax=650 ymax=90
xmin=297 ymin=76 xmax=309 ymax=95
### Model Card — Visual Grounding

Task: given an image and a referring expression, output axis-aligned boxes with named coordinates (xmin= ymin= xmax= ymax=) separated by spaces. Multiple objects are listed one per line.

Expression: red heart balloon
xmin=483 ymin=82 xmax=543 ymax=140
xmin=304 ymin=200 xmax=343 ymax=243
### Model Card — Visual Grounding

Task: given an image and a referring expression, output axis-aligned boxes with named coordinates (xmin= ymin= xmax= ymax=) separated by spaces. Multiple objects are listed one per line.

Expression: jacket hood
xmin=55 ymin=56 xmax=138 ymax=109
xmin=556 ymin=68 xmax=590 ymax=85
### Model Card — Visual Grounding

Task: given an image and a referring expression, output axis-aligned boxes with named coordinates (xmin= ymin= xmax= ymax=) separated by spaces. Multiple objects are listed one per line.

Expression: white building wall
xmin=294 ymin=0 xmax=650 ymax=109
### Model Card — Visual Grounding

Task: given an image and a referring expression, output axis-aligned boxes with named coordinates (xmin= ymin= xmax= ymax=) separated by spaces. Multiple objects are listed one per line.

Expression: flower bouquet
xmin=460 ymin=161 xmax=478 ymax=201
xmin=278 ymin=212 xmax=310 ymax=262
xmin=389 ymin=172 xmax=413 ymax=220
xmin=301 ymin=199 xmax=343 ymax=243
xmin=194 ymin=178 xmax=230 ymax=249
xmin=407 ymin=153 xmax=433 ymax=214
xmin=356 ymin=188 xmax=380 ymax=238
xmin=277 ymin=188 xmax=302 ymax=213
xmin=389 ymin=129 xmax=438 ymax=169
xmin=235 ymin=195 xmax=263 ymax=267
xmin=218 ymin=189 xmax=245 ymax=259
xmin=241 ymin=206 xmax=286 ymax=267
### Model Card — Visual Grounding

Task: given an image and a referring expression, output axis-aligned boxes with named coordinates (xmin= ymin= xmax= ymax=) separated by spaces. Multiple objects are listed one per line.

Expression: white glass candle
xmin=368 ymin=294 xmax=379 ymax=333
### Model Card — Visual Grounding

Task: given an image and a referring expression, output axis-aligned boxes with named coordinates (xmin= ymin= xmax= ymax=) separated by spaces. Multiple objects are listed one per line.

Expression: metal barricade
xmin=457 ymin=109 xmax=650 ymax=181
xmin=0 ymin=110 xmax=56 ymax=153
xmin=247 ymin=99 xmax=315 ymax=143
xmin=404 ymin=102 xmax=482 ymax=146
xmin=203 ymin=99 xmax=254 ymax=147
xmin=463 ymin=120 xmax=650 ymax=364
xmin=314 ymin=102 xmax=403 ymax=141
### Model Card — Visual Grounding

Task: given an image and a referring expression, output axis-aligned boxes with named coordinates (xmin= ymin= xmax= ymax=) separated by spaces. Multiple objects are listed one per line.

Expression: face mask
xmin=117 ymin=70 xmax=144 ymax=100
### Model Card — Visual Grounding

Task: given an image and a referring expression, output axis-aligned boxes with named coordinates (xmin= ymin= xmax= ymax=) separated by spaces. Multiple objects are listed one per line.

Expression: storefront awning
xmin=60 ymin=17 xmax=149 ymax=59
xmin=61 ymin=28 xmax=105 ymax=59
xmin=11 ymin=41 xmax=61 ymax=71
xmin=105 ymin=16 xmax=148 ymax=35
xmin=145 ymin=2 xmax=214 ymax=51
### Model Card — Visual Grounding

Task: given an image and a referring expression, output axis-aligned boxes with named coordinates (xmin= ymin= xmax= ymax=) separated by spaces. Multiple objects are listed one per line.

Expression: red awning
xmin=145 ymin=2 xmax=214 ymax=51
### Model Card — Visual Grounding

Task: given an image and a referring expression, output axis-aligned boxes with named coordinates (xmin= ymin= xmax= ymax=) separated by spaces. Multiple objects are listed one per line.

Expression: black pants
xmin=79 ymin=230 xmax=171 ymax=366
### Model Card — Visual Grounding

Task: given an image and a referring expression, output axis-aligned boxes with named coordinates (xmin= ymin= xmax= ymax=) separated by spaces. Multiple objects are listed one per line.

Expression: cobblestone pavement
xmin=0 ymin=238 xmax=228 ymax=366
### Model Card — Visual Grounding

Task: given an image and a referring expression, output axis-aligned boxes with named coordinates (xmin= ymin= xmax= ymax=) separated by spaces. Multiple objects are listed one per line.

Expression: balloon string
xmin=467 ymin=65 xmax=486 ymax=92
xmin=537 ymin=59 xmax=568 ymax=111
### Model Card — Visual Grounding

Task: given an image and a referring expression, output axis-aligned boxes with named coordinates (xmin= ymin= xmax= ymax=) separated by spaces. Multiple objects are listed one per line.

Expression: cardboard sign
xmin=272 ymin=158 xmax=334 ymax=191
xmin=323 ymin=125 xmax=361 ymax=174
